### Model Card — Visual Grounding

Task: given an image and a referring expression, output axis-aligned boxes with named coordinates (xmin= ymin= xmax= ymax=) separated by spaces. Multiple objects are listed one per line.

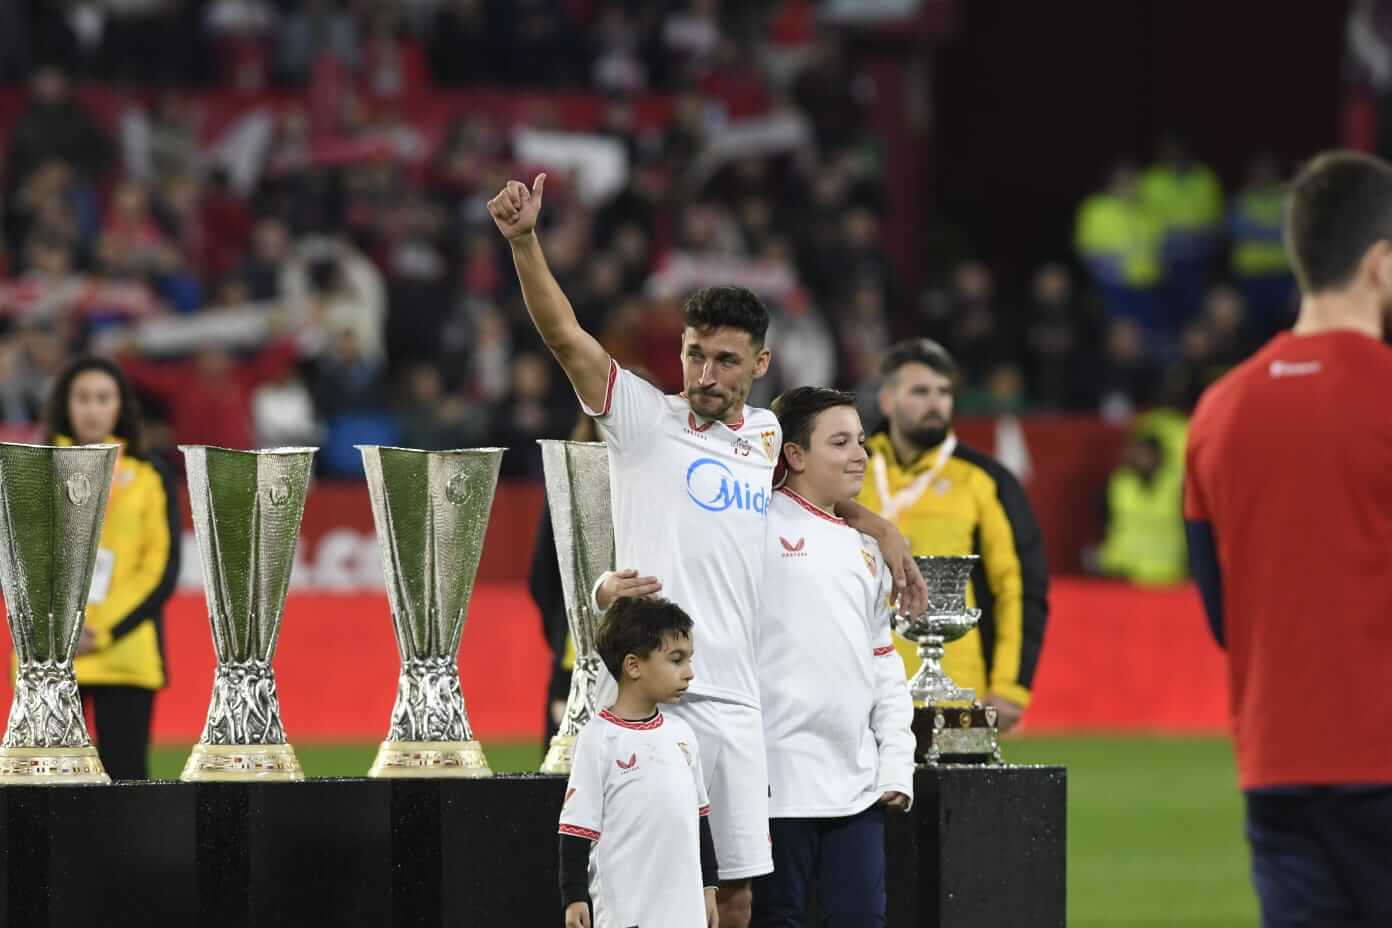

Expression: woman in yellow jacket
xmin=44 ymin=356 xmax=179 ymax=779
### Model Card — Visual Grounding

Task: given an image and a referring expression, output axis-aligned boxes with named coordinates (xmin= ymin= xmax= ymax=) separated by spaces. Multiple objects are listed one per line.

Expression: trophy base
xmin=539 ymin=734 xmax=577 ymax=775
xmin=368 ymin=740 xmax=493 ymax=778
xmin=913 ymin=704 xmax=1003 ymax=766
xmin=0 ymin=745 xmax=110 ymax=785
xmin=180 ymin=743 xmax=305 ymax=782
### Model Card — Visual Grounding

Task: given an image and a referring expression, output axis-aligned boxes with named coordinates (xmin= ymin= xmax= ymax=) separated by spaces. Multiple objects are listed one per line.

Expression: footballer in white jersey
xmin=489 ymin=173 xmax=925 ymax=928
xmin=750 ymin=387 xmax=916 ymax=927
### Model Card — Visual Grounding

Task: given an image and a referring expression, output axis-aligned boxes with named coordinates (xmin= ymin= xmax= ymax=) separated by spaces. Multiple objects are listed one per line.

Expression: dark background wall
xmin=929 ymin=0 xmax=1351 ymax=277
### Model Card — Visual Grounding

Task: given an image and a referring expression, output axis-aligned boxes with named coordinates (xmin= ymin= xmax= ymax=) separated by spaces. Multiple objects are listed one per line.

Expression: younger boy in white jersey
xmin=751 ymin=387 xmax=915 ymax=927
xmin=558 ymin=597 xmax=719 ymax=928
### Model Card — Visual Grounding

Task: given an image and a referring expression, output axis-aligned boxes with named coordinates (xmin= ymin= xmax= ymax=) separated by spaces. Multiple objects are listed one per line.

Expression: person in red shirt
xmin=1184 ymin=151 xmax=1392 ymax=927
xmin=118 ymin=336 xmax=301 ymax=454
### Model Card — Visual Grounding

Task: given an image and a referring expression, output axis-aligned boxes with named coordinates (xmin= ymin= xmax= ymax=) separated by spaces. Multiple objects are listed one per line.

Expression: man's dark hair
xmin=772 ymin=386 xmax=857 ymax=450
xmin=879 ymin=337 xmax=959 ymax=385
xmin=597 ymin=597 xmax=694 ymax=681
xmin=45 ymin=355 xmax=147 ymax=458
xmin=1286 ymin=151 xmax=1392 ymax=294
xmin=682 ymin=286 xmax=770 ymax=346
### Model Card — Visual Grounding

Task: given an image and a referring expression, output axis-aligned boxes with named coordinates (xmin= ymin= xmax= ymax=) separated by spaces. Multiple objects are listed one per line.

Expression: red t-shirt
xmin=1185 ymin=330 xmax=1392 ymax=788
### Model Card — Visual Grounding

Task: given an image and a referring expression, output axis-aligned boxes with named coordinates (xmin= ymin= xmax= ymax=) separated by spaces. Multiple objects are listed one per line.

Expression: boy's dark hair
xmin=1286 ymin=151 xmax=1392 ymax=295
xmin=682 ymin=286 xmax=770 ymax=346
xmin=45 ymin=355 xmax=147 ymax=458
xmin=597 ymin=597 xmax=694 ymax=681
xmin=772 ymin=386 xmax=857 ymax=450
xmin=879 ymin=337 xmax=959 ymax=385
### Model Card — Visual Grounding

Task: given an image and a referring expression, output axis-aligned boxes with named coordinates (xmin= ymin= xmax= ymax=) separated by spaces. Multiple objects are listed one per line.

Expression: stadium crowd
xmin=0 ymin=1 xmax=1295 ymax=502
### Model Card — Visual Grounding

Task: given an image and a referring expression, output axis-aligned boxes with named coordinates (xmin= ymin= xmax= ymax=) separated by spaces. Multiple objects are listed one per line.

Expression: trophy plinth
xmin=0 ymin=442 xmax=119 ymax=785
xmin=912 ymin=704 xmax=1002 ymax=766
xmin=182 ymin=743 xmax=303 ymax=782
xmin=360 ymin=446 xmax=504 ymax=779
xmin=368 ymin=741 xmax=492 ymax=778
xmin=369 ymin=654 xmax=492 ymax=779
xmin=537 ymin=441 xmax=614 ymax=776
xmin=898 ymin=555 xmax=1003 ymax=766
xmin=0 ymin=745 xmax=108 ymax=784
xmin=178 ymin=445 xmax=316 ymax=783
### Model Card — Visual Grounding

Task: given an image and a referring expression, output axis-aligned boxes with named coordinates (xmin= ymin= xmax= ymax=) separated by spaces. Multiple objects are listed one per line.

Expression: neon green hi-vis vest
xmin=1074 ymin=194 xmax=1163 ymax=287
xmin=1139 ymin=164 xmax=1225 ymax=235
xmin=1230 ymin=187 xmax=1290 ymax=278
xmin=1100 ymin=410 xmax=1190 ymax=586
xmin=1099 ymin=469 xmax=1189 ymax=586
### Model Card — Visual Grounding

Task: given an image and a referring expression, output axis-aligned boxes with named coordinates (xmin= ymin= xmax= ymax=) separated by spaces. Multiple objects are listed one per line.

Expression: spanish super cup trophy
xmin=895 ymin=555 xmax=1002 ymax=765
xmin=360 ymin=446 xmax=504 ymax=778
xmin=180 ymin=445 xmax=316 ymax=782
xmin=538 ymin=440 xmax=615 ymax=775
xmin=0 ymin=442 xmax=118 ymax=785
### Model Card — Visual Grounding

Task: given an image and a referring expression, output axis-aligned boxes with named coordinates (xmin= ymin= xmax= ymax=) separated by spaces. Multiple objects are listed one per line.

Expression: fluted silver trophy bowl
xmin=0 ymin=442 xmax=118 ymax=785
xmin=537 ymin=440 xmax=614 ymax=775
xmin=897 ymin=554 xmax=1002 ymax=765
xmin=359 ymin=445 xmax=504 ymax=778
xmin=180 ymin=445 xmax=317 ymax=782
xmin=895 ymin=555 xmax=982 ymax=705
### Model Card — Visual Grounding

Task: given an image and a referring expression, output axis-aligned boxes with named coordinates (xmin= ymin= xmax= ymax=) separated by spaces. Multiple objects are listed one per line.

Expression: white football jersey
xmin=583 ymin=361 xmax=780 ymax=707
xmin=559 ymin=708 xmax=712 ymax=928
xmin=757 ymin=487 xmax=916 ymax=817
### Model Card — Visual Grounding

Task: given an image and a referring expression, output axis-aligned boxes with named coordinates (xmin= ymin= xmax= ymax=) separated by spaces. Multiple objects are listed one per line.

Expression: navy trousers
xmin=1246 ymin=787 xmax=1392 ymax=928
xmin=751 ymin=804 xmax=886 ymax=928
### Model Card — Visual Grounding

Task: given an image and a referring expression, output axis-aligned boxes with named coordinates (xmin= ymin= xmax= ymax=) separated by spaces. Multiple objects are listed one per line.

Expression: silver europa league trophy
xmin=895 ymin=555 xmax=1002 ymax=765
xmin=180 ymin=445 xmax=316 ymax=782
xmin=0 ymin=442 xmax=117 ymax=785
xmin=359 ymin=446 xmax=504 ymax=778
xmin=537 ymin=440 xmax=615 ymax=775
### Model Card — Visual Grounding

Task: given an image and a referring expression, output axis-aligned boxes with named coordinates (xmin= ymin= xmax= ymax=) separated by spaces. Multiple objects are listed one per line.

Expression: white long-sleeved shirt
xmin=757 ymin=487 xmax=916 ymax=818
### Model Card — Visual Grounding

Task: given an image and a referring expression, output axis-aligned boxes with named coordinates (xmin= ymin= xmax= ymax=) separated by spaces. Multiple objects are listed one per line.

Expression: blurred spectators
xmin=1075 ymin=162 xmax=1165 ymax=336
xmin=5 ymin=65 xmax=113 ymax=198
xmin=0 ymin=3 xmax=1306 ymax=488
xmin=1228 ymin=153 xmax=1296 ymax=329
xmin=1140 ymin=138 xmax=1225 ymax=325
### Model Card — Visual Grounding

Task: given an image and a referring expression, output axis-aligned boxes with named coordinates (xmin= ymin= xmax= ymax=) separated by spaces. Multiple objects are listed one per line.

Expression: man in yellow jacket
xmin=857 ymin=339 xmax=1049 ymax=731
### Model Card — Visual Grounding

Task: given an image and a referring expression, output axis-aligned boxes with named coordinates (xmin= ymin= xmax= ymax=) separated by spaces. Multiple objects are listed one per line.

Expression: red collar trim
xmin=686 ymin=411 xmax=746 ymax=432
xmin=777 ymin=487 xmax=846 ymax=525
xmin=599 ymin=708 xmax=665 ymax=731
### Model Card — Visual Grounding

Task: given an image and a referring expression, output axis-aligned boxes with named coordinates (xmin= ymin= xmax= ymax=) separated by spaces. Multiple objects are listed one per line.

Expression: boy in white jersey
xmin=751 ymin=387 xmax=915 ymax=927
xmin=490 ymin=174 xmax=925 ymax=927
xmin=558 ymin=597 xmax=718 ymax=928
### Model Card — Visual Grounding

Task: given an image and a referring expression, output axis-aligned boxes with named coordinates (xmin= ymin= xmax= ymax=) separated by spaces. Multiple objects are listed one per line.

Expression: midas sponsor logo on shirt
xmin=685 ymin=457 xmax=769 ymax=515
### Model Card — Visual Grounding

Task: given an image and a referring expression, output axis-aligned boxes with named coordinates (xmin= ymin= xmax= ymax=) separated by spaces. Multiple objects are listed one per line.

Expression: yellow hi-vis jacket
xmin=61 ymin=437 xmax=179 ymax=690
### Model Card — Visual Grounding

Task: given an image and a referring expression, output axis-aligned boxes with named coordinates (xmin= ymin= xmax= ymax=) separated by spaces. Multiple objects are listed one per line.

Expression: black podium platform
xmin=0 ymin=765 xmax=1063 ymax=927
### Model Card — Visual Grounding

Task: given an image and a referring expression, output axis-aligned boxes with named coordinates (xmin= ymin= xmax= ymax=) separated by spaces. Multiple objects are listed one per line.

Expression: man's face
xmin=880 ymin=362 xmax=954 ymax=450
xmin=680 ymin=326 xmax=770 ymax=422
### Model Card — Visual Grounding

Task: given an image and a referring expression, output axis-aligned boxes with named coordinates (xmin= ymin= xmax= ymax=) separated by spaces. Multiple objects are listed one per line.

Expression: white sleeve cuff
xmin=589 ymin=571 xmax=614 ymax=616
xmin=877 ymin=781 xmax=914 ymax=812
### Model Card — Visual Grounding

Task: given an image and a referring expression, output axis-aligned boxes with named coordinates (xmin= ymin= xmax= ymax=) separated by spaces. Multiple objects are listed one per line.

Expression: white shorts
xmin=667 ymin=696 xmax=773 ymax=881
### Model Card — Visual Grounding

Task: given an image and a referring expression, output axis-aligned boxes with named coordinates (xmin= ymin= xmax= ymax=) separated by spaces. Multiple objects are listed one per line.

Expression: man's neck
xmin=610 ymin=689 xmax=659 ymax=722
xmin=888 ymin=425 xmax=927 ymax=468
xmin=1292 ymin=291 xmax=1385 ymax=340
xmin=782 ymin=476 xmax=842 ymax=514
